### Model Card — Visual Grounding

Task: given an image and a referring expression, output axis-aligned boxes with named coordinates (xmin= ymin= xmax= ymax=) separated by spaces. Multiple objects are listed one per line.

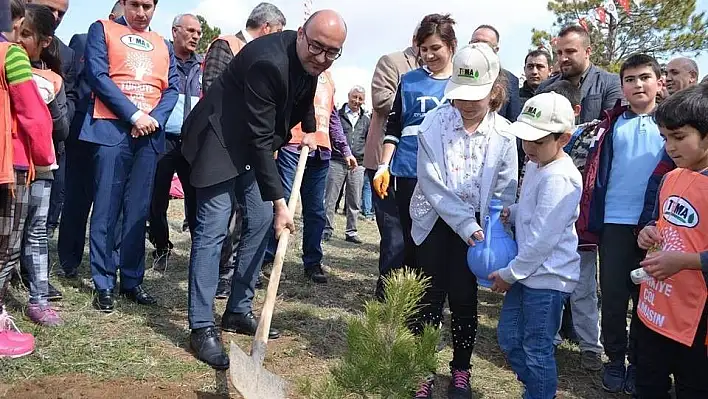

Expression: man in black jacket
xmin=181 ymin=9 xmax=347 ymax=370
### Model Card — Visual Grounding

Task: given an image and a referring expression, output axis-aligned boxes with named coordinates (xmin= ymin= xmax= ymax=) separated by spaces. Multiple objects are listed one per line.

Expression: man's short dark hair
xmin=558 ymin=25 xmax=591 ymax=47
xmin=475 ymin=24 xmax=499 ymax=41
xmin=524 ymin=49 xmax=552 ymax=67
xmin=620 ymin=53 xmax=661 ymax=81
xmin=537 ymin=80 xmax=581 ymax=108
xmin=655 ymin=84 xmax=708 ymax=138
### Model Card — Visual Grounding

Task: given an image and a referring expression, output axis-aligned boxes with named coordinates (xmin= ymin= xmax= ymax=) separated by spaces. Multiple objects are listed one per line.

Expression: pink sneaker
xmin=0 ymin=307 xmax=33 ymax=342
xmin=0 ymin=331 xmax=35 ymax=358
xmin=27 ymin=304 xmax=64 ymax=327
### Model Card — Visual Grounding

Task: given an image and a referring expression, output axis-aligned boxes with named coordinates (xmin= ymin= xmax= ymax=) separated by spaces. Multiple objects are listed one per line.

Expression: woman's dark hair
xmin=11 ymin=0 xmax=25 ymax=21
xmin=23 ymin=4 xmax=62 ymax=77
xmin=415 ymin=13 xmax=457 ymax=52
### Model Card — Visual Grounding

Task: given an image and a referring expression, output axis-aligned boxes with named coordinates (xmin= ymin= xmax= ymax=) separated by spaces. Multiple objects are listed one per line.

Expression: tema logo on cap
xmin=663 ymin=195 xmax=699 ymax=228
xmin=458 ymin=68 xmax=480 ymax=79
xmin=121 ymin=34 xmax=154 ymax=52
xmin=522 ymin=106 xmax=542 ymax=119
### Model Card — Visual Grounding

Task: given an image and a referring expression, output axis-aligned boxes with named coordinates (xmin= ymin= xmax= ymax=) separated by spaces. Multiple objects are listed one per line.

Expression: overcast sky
xmin=56 ymin=0 xmax=708 ymax=108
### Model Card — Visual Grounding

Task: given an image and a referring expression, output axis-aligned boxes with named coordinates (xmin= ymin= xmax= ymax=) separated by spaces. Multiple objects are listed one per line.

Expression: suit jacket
xmin=58 ymin=38 xmax=77 ymax=126
xmin=67 ymin=33 xmax=88 ymax=140
xmin=363 ymin=46 xmax=419 ymax=170
xmin=498 ymin=69 xmax=521 ymax=122
xmin=181 ymin=30 xmax=317 ymax=201
xmin=537 ymin=64 xmax=623 ymax=124
xmin=78 ymin=17 xmax=179 ymax=153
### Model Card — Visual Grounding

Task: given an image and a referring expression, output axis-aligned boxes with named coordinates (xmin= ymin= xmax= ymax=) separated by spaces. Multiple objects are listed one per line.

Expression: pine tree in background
xmin=531 ymin=0 xmax=708 ymax=72
xmin=306 ymin=268 xmax=439 ymax=398
xmin=196 ymin=15 xmax=221 ymax=55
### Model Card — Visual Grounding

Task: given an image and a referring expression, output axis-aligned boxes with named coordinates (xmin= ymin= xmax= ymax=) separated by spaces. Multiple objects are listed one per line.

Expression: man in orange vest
xmin=201 ymin=2 xmax=285 ymax=94
xmin=79 ymin=0 xmax=178 ymax=313
xmin=262 ymin=71 xmax=356 ymax=284
xmin=635 ymin=84 xmax=708 ymax=399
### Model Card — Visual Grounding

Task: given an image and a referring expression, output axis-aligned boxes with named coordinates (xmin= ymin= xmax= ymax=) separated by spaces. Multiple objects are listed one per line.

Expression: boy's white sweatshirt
xmin=497 ymin=154 xmax=582 ymax=293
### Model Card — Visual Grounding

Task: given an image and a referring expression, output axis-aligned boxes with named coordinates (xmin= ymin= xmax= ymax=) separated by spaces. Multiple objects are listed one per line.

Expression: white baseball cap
xmin=444 ymin=43 xmax=500 ymax=101
xmin=506 ymin=92 xmax=576 ymax=141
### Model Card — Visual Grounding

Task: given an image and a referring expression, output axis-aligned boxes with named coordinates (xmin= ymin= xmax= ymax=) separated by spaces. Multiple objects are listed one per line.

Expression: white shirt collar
xmin=452 ymin=107 xmax=492 ymax=136
xmin=242 ymin=29 xmax=254 ymax=43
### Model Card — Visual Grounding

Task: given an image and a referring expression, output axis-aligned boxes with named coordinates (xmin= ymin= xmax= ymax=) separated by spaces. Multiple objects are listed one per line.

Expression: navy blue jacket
xmin=498 ymin=69 xmax=520 ymax=122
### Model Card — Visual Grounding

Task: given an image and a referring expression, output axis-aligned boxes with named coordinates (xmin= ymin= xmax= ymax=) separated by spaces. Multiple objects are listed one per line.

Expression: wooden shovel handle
xmin=251 ymin=147 xmax=309 ymax=363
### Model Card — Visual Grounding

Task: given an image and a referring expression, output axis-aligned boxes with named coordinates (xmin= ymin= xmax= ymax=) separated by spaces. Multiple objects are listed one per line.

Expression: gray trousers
xmin=324 ymin=161 xmax=364 ymax=238
xmin=555 ymin=249 xmax=603 ymax=353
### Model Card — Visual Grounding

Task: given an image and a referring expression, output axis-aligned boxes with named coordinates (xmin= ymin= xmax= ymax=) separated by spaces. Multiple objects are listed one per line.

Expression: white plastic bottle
xmin=631 ymin=267 xmax=652 ymax=285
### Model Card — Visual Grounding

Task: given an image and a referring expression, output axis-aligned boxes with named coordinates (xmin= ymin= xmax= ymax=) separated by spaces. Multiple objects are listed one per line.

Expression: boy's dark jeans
xmin=635 ymin=306 xmax=708 ymax=398
xmin=599 ymin=224 xmax=642 ymax=364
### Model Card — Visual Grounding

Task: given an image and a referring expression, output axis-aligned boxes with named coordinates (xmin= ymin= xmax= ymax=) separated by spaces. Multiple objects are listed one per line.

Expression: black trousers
xmin=599 ymin=224 xmax=642 ymax=363
xmin=635 ymin=304 xmax=708 ymax=399
xmin=412 ymin=219 xmax=479 ymax=371
xmin=393 ymin=176 xmax=417 ymax=270
xmin=149 ymin=136 xmax=196 ymax=252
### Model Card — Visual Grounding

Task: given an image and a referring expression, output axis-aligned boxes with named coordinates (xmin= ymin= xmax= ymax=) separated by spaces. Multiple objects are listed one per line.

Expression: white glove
xmin=32 ymin=74 xmax=56 ymax=104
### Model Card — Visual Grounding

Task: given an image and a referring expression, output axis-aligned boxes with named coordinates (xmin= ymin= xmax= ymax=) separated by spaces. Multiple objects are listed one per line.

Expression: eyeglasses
xmin=303 ymin=31 xmax=342 ymax=61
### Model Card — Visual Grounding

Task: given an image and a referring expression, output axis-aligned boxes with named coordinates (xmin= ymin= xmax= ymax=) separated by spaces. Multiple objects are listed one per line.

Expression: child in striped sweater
xmin=0 ymin=0 xmax=54 ymax=359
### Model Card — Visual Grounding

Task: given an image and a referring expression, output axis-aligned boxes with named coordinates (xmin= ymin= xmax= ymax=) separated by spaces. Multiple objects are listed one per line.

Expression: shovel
xmin=229 ymin=147 xmax=310 ymax=399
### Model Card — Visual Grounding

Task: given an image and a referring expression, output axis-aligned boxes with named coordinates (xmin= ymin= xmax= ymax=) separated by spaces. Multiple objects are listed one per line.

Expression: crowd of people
xmin=0 ymin=1 xmax=706 ymax=399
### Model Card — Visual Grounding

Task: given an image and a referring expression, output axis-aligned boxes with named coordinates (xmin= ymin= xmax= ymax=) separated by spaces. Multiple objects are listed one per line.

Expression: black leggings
xmin=393 ymin=176 xmax=417 ymax=270
xmin=411 ymin=219 xmax=479 ymax=371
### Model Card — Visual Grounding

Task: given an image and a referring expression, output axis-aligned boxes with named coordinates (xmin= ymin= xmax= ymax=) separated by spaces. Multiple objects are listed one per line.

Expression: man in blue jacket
xmin=57 ymin=0 xmax=122 ymax=282
xmin=148 ymin=13 xmax=202 ymax=270
xmin=80 ymin=0 xmax=178 ymax=313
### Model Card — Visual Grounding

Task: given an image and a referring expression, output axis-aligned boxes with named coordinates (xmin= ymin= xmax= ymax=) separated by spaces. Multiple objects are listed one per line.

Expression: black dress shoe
xmin=215 ymin=278 xmax=231 ymax=299
xmin=322 ymin=231 xmax=332 ymax=242
xmin=304 ymin=264 xmax=328 ymax=284
xmin=190 ymin=327 xmax=229 ymax=370
xmin=44 ymin=283 xmax=63 ymax=301
xmin=93 ymin=289 xmax=115 ymax=313
xmin=345 ymin=235 xmax=363 ymax=244
xmin=119 ymin=285 xmax=157 ymax=305
xmin=62 ymin=269 xmax=79 ymax=279
xmin=221 ymin=311 xmax=280 ymax=339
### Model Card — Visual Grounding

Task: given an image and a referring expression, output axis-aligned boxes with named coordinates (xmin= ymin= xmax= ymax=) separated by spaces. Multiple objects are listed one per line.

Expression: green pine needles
xmin=305 ymin=268 xmax=440 ymax=398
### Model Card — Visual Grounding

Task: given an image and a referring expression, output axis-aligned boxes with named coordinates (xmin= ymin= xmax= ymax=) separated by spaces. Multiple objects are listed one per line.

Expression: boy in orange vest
xmin=635 ymin=83 xmax=708 ymax=398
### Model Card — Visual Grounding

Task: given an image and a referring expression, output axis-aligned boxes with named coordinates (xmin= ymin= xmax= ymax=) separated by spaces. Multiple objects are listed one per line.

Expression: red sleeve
xmin=9 ymin=80 xmax=55 ymax=166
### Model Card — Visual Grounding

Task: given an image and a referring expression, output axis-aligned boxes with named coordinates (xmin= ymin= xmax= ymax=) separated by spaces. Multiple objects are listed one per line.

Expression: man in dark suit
xmin=536 ymin=25 xmax=623 ymax=124
xmin=80 ymin=0 xmax=179 ymax=313
xmin=181 ymin=9 xmax=347 ymax=370
xmin=57 ymin=1 xmax=123 ymax=281
xmin=29 ymin=0 xmax=78 ymax=241
xmin=470 ymin=25 xmax=521 ymax=122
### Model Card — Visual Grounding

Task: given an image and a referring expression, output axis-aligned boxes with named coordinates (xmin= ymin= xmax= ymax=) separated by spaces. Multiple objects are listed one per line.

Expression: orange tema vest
xmin=0 ymin=43 xmax=14 ymax=185
xmin=638 ymin=168 xmax=708 ymax=346
xmin=289 ymin=71 xmax=335 ymax=149
xmin=93 ymin=20 xmax=169 ymax=120
xmin=207 ymin=35 xmax=245 ymax=57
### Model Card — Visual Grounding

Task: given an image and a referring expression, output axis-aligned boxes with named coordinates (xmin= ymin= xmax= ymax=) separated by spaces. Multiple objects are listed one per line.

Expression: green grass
xmin=0 ymin=200 xmax=620 ymax=398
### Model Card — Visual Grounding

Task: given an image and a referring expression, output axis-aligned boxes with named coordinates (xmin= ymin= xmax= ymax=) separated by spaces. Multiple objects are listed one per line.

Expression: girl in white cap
xmin=409 ymin=42 xmax=518 ymax=399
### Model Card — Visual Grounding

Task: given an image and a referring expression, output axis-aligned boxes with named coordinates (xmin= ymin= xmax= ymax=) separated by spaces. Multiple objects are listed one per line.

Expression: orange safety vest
xmin=93 ymin=19 xmax=169 ymax=120
xmin=0 ymin=43 xmax=14 ymax=185
xmin=637 ymin=168 xmax=708 ymax=347
xmin=206 ymin=35 xmax=246 ymax=58
xmin=290 ymin=71 xmax=335 ymax=149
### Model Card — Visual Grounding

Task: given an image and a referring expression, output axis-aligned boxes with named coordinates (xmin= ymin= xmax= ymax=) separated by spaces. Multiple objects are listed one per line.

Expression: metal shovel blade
xmin=229 ymin=341 xmax=288 ymax=399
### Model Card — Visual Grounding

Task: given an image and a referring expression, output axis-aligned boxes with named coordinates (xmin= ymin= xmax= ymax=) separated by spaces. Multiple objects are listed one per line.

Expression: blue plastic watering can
xmin=466 ymin=198 xmax=518 ymax=288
